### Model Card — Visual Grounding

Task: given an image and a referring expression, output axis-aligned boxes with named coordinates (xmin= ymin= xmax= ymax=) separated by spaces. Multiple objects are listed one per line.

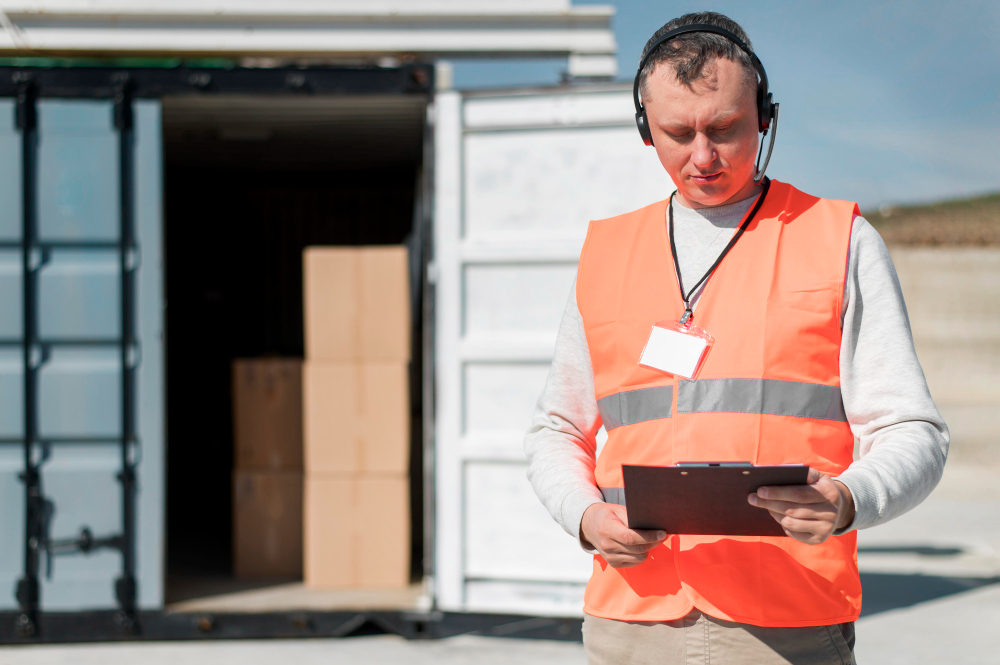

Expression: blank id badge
xmin=638 ymin=319 xmax=714 ymax=379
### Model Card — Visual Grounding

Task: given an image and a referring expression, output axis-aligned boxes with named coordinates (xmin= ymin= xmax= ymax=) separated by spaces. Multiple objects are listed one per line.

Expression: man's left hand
xmin=747 ymin=467 xmax=855 ymax=545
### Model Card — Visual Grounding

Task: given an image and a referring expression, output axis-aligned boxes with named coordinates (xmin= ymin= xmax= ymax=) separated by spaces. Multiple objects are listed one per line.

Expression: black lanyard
xmin=668 ymin=177 xmax=771 ymax=325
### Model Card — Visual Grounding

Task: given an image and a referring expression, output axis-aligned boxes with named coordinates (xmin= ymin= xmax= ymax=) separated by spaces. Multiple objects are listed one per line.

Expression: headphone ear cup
xmin=758 ymin=90 xmax=774 ymax=132
xmin=635 ymin=109 xmax=654 ymax=146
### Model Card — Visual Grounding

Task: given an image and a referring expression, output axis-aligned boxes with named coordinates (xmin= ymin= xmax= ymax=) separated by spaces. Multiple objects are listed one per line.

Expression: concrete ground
xmin=0 ymin=634 xmax=586 ymax=665
xmin=3 ymin=461 xmax=997 ymax=665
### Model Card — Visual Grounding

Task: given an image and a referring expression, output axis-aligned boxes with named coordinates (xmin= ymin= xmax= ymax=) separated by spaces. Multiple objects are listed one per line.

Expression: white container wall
xmin=432 ymin=85 xmax=671 ymax=615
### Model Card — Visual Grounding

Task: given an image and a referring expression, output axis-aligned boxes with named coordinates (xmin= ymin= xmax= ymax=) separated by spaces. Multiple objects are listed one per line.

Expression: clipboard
xmin=623 ymin=463 xmax=810 ymax=537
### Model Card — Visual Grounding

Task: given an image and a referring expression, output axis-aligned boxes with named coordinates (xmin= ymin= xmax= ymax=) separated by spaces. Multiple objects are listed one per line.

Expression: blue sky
xmin=451 ymin=1 xmax=1000 ymax=210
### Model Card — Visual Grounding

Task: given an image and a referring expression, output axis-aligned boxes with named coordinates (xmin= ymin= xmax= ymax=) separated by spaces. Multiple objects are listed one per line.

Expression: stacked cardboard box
xmin=231 ymin=358 xmax=304 ymax=578
xmin=303 ymin=246 xmax=411 ymax=588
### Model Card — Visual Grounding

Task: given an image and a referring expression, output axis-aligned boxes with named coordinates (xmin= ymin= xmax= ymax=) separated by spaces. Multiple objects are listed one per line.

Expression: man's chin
xmin=680 ymin=174 xmax=758 ymax=208
xmin=680 ymin=181 xmax=735 ymax=208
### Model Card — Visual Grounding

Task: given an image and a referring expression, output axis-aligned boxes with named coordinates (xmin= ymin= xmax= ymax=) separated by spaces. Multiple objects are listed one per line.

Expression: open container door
xmin=433 ymin=85 xmax=669 ymax=616
xmin=0 ymin=85 xmax=164 ymax=635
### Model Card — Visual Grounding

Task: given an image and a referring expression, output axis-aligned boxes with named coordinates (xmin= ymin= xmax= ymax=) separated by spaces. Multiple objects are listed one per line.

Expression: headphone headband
xmin=633 ymin=24 xmax=767 ymax=112
xmin=632 ymin=23 xmax=775 ymax=142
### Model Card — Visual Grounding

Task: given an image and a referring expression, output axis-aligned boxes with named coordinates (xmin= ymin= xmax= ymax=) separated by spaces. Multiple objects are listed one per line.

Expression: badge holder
xmin=640 ymin=184 xmax=769 ymax=381
xmin=638 ymin=317 xmax=714 ymax=380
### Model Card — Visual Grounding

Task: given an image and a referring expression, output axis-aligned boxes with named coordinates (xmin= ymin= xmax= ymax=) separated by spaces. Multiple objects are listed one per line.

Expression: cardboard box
xmin=304 ymin=474 xmax=410 ymax=588
xmin=232 ymin=358 xmax=303 ymax=471
xmin=233 ymin=470 xmax=303 ymax=578
xmin=303 ymin=246 xmax=411 ymax=362
xmin=303 ymin=361 xmax=409 ymax=475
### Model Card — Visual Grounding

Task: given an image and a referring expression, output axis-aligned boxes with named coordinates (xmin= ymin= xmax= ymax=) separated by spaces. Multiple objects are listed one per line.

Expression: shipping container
xmin=0 ymin=0 xmax=675 ymax=643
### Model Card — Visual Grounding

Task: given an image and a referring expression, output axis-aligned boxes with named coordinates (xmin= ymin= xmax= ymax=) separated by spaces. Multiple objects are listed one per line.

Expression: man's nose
xmin=690 ymin=134 xmax=717 ymax=169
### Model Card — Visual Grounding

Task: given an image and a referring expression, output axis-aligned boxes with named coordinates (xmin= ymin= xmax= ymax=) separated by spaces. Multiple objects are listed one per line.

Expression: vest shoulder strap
xmin=578 ymin=198 xmax=667 ymax=308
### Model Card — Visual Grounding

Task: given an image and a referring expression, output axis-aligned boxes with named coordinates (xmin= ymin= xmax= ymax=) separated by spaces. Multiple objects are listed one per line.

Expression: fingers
xmin=806 ymin=466 xmax=823 ymax=484
xmin=748 ymin=472 xmax=841 ymax=546
xmin=618 ymin=535 xmax=667 ymax=554
xmin=601 ymin=540 xmax=661 ymax=567
xmin=766 ymin=509 xmax=836 ymax=544
xmin=609 ymin=523 xmax=667 ymax=546
xmin=605 ymin=554 xmax=648 ymax=569
xmin=756 ymin=472 xmax=840 ymax=505
xmin=601 ymin=506 xmax=652 ymax=552
xmin=608 ymin=503 xmax=630 ymax=525
xmin=604 ymin=520 xmax=667 ymax=553
xmin=748 ymin=494 xmax=837 ymax=521
xmin=596 ymin=504 xmax=668 ymax=567
xmin=753 ymin=484 xmax=826 ymax=504
xmin=606 ymin=504 xmax=667 ymax=548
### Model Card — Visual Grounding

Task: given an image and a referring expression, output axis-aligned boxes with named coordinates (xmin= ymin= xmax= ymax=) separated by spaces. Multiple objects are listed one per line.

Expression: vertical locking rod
xmin=13 ymin=72 xmax=40 ymax=638
xmin=113 ymin=73 xmax=140 ymax=634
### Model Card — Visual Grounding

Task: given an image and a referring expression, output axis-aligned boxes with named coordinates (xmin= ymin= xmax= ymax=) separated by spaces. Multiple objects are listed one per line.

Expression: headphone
xmin=633 ymin=23 xmax=780 ymax=183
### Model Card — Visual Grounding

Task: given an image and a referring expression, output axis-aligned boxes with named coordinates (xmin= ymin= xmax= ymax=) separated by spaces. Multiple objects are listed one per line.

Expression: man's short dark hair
xmin=638 ymin=11 xmax=758 ymax=101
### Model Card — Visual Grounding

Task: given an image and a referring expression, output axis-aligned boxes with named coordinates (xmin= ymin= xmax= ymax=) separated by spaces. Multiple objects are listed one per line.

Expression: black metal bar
xmin=113 ymin=72 xmax=140 ymax=635
xmin=13 ymin=72 xmax=40 ymax=639
xmin=0 ymin=64 xmax=434 ymax=99
xmin=0 ymin=241 xmax=123 ymax=249
xmin=0 ymin=437 xmax=132 ymax=445
xmin=0 ymin=339 xmax=124 ymax=347
xmin=47 ymin=527 xmax=124 ymax=556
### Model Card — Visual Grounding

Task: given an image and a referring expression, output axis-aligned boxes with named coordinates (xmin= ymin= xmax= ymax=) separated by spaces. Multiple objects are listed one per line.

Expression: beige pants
xmin=583 ymin=610 xmax=855 ymax=665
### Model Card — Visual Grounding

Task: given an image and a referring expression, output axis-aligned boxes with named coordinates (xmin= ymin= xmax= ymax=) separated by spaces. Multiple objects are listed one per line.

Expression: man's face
xmin=642 ymin=57 xmax=760 ymax=208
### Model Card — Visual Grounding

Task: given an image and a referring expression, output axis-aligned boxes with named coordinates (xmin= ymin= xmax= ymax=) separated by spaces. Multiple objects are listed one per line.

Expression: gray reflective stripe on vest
xmin=600 ymin=487 xmax=626 ymax=506
xmin=677 ymin=378 xmax=847 ymax=422
xmin=597 ymin=386 xmax=673 ymax=431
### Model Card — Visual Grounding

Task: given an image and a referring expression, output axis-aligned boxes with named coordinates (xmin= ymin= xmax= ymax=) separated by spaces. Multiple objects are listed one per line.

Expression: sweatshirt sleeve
xmin=833 ymin=216 xmax=951 ymax=534
xmin=524 ymin=279 xmax=605 ymax=542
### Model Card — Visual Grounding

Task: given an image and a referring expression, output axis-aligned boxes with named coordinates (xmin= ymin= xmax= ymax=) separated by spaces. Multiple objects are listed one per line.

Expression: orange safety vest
xmin=576 ymin=179 xmax=862 ymax=627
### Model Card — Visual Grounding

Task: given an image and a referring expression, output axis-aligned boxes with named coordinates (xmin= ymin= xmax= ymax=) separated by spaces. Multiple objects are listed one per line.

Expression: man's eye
xmin=713 ymin=125 xmax=732 ymax=133
xmin=667 ymin=131 xmax=692 ymax=140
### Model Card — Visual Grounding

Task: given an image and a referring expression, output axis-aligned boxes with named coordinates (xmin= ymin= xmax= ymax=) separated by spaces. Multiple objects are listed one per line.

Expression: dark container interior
xmin=161 ymin=94 xmax=427 ymax=602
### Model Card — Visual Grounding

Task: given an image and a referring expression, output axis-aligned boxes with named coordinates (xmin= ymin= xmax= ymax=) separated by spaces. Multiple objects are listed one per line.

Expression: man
xmin=524 ymin=11 xmax=949 ymax=664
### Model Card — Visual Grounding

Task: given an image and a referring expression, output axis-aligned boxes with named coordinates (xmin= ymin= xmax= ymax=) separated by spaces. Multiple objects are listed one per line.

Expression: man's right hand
xmin=580 ymin=502 xmax=667 ymax=568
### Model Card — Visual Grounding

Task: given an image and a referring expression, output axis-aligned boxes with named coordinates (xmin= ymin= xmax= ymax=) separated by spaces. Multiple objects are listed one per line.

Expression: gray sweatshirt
xmin=524 ymin=192 xmax=950 ymax=547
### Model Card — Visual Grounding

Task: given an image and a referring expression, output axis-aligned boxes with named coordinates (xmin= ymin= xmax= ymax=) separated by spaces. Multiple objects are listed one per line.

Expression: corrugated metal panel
xmin=0 ymin=98 xmax=164 ymax=612
xmin=433 ymin=87 xmax=669 ymax=616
